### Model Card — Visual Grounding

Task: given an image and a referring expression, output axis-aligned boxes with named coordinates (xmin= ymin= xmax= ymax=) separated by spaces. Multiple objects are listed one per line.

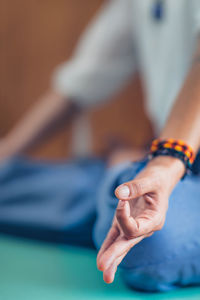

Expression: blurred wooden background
xmin=0 ymin=0 xmax=153 ymax=159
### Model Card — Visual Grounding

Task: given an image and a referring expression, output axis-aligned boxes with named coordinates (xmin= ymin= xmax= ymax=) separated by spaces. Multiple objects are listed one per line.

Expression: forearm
xmin=146 ymin=48 xmax=200 ymax=185
xmin=2 ymin=90 xmax=79 ymax=157
xmin=160 ymin=49 xmax=200 ymax=153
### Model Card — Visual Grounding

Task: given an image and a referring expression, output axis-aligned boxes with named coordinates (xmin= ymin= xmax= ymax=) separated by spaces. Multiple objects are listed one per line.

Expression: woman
xmin=0 ymin=0 xmax=200 ymax=292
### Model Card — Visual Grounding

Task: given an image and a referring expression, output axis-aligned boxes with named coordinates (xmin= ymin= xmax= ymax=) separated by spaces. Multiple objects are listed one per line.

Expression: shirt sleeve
xmin=52 ymin=0 xmax=137 ymax=108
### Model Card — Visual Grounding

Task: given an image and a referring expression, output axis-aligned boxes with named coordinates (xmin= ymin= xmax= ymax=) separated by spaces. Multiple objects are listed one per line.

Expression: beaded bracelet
xmin=149 ymin=139 xmax=195 ymax=178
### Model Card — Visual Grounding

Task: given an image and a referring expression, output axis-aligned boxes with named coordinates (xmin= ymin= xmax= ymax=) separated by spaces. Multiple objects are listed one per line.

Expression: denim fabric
xmin=0 ymin=157 xmax=200 ymax=291
xmin=93 ymin=160 xmax=200 ymax=292
xmin=0 ymin=157 xmax=105 ymax=246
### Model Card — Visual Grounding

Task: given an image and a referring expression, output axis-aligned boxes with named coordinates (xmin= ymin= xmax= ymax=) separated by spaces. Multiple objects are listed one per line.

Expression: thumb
xmin=115 ymin=177 xmax=153 ymax=200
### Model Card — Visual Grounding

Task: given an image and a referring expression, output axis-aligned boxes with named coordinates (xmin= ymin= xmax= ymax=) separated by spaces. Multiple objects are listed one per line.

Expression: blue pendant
xmin=152 ymin=0 xmax=164 ymax=21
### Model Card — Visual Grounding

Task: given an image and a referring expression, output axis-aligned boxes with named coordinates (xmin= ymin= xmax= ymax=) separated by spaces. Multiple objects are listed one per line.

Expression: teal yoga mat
xmin=0 ymin=235 xmax=199 ymax=300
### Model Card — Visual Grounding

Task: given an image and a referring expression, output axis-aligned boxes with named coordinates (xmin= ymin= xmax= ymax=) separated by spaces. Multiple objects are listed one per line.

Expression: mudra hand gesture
xmin=97 ymin=156 xmax=184 ymax=283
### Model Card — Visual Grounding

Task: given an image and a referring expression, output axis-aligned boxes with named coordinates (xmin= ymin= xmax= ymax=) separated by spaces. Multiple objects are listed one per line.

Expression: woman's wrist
xmin=149 ymin=138 xmax=195 ymax=177
xmin=146 ymin=156 xmax=185 ymax=189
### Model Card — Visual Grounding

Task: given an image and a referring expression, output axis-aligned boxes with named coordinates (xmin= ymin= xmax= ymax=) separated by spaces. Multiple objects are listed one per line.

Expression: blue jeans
xmin=0 ymin=157 xmax=200 ymax=292
xmin=94 ymin=160 xmax=200 ymax=291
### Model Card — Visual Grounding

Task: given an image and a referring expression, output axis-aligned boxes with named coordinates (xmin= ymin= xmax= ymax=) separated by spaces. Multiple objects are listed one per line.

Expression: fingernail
xmin=117 ymin=185 xmax=130 ymax=198
xmin=118 ymin=200 xmax=125 ymax=208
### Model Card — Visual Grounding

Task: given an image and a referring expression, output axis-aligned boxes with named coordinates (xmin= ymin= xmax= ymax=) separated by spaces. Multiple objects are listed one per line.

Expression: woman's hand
xmin=97 ymin=156 xmax=185 ymax=284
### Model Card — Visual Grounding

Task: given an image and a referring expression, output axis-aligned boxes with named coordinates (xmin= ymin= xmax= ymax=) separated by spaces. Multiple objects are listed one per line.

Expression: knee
xmin=121 ymin=240 xmax=170 ymax=291
xmin=120 ymin=241 xmax=177 ymax=292
xmin=121 ymin=225 xmax=180 ymax=291
xmin=120 ymin=228 xmax=200 ymax=292
xmin=121 ymin=263 xmax=177 ymax=292
xmin=121 ymin=256 xmax=200 ymax=292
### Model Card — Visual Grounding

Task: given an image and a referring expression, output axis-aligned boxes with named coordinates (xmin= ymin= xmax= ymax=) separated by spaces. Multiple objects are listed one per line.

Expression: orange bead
xmin=174 ymin=145 xmax=183 ymax=152
xmin=188 ymin=145 xmax=193 ymax=152
xmin=185 ymin=150 xmax=191 ymax=158
xmin=177 ymin=140 xmax=185 ymax=145
xmin=151 ymin=145 xmax=157 ymax=151
xmin=190 ymin=156 xmax=195 ymax=163
xmin=152 ymin=139 xmax=159 ymax=145
xmin=163 ymin=143 xmax=171 ymax=148
xmin=168 ymin=138 xmax=175 ymax=143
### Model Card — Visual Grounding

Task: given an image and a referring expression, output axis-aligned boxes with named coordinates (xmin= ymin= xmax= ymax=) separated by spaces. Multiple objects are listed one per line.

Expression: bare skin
xmin=0 ymin=90 xmax=80 ymax=160
xmin=0 ymin=31 xmax=200 ymax=288
xmin=97 ymin=42 xmax=200 ymax=284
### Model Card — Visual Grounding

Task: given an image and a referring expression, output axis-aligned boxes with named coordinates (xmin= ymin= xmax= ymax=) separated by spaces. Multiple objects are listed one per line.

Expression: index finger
xmin=116 ymin=200 xmax=138 ymax=238
xmin=97 ymin=224 xmax=119 ymax=270
xmin=99 ymin=235 xmax=144 ymax=272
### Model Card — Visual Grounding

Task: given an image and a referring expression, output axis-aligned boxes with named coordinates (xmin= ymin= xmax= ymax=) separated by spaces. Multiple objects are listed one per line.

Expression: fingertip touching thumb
xmin=115 ymin=185 xmax=130 ymax=199
xmin=115 ymin=178 xmax=148 ymax=200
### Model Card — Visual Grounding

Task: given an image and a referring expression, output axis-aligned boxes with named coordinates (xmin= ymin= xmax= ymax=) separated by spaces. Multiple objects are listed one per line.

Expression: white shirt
xmin=52 ymin=0 xmax=200 ymax=132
